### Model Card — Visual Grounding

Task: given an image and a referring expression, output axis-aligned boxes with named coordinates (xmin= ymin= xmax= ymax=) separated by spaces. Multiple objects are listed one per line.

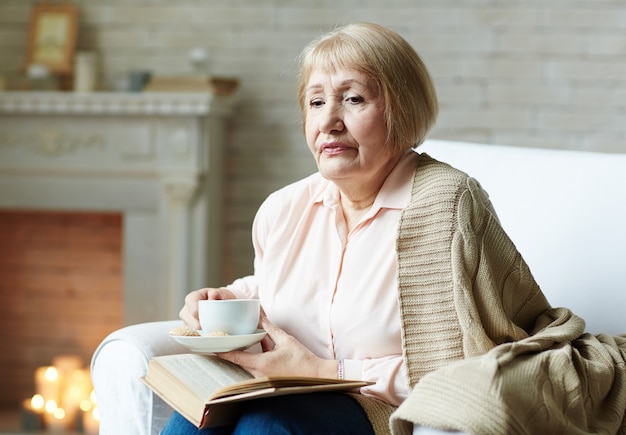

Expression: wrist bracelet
xmin=337 ymin=359 xmax=345 ymax=380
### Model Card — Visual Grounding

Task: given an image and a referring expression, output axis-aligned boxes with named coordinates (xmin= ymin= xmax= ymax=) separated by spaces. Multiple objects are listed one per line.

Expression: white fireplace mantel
xmin=0 ymin=91 xmax=237 ymax=324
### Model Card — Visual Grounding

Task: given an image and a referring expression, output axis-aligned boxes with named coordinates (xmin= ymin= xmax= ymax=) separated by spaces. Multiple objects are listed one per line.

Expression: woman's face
xmin=304 ymin=68 xmax=401 ymax=187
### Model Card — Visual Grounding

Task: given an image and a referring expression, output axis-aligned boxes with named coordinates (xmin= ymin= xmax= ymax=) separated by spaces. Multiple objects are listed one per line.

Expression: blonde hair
xmin=297 ymin=22 xmax=438 ymax=153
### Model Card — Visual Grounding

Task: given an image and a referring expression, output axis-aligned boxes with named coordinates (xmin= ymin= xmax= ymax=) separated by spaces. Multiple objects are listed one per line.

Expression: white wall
xmin=2 ymin=0 xmax=625 ymax=283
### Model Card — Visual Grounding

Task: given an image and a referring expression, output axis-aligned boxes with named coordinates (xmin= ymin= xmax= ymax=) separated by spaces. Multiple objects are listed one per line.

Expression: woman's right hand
xmin=179 ymin=287 xmax=236 ymax=330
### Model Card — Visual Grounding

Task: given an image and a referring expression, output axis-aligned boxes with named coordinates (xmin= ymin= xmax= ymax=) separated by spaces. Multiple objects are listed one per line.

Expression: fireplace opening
xmin=0 ymin=210 xmax=123 ymax=412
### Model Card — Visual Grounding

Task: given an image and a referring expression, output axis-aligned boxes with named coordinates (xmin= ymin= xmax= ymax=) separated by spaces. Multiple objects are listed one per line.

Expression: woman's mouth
xmin=320 ymin=143 xmax=353 ymax=156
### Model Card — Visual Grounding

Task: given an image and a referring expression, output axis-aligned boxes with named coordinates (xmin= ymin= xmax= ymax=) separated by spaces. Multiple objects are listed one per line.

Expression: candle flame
xmin=31 ymin=394 xmax=45 ymax=411
xmin=79 ymin=399 xmax=92 ymax=412
xmin=68 ymin=385 xmax=82 ymax=398
xmin=45 ymin=399 xmax=57 ymax=413
xmin=53 ymin=407 xmax=66 ymax=420
xmin=44 ymin=366 xmax=59 ymax=382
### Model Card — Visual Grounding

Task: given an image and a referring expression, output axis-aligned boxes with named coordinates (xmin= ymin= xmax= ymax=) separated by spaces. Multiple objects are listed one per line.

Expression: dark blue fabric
xmin=160 ymin=393 xmax=375 ymax=435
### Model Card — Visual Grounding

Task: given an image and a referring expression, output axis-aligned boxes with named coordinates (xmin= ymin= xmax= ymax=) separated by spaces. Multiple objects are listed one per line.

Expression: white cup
xmin=198 ymin=299 xmax=260 ymax=336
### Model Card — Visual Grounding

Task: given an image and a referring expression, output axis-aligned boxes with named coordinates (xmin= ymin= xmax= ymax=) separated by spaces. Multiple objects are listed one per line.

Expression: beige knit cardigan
xmin=354 ymin=153 xmax=626 ymax=435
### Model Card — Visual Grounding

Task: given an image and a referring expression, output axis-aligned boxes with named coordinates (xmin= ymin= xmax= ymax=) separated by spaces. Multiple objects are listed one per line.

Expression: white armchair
xmin=91 ymin=139 xmax=626 ymax=435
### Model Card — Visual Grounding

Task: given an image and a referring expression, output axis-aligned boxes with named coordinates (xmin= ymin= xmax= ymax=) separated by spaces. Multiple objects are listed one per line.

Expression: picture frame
xmin=25 ymin=2 xmax=78 ymax=74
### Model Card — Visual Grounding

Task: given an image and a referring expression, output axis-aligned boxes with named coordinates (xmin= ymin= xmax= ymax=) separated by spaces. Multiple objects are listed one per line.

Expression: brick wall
xmin=0 ymin=210 xmax=123 ymax=407
xmin=1 ymin=0 xmax=625 ymax=283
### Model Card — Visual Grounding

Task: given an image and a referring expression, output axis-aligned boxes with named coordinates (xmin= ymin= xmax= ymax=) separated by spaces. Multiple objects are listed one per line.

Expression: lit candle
xmin=44 ymin=403 xmax=67 ymax=433
xmin=48 ymin=356 xmax=85 ymax=431
xmin=31 ymin=394 xmax=45 ymax=412
xmin=35 ymin=366 xmax=61 ymax=404
xmin=62 ymin=368 xmax=90 ymax=428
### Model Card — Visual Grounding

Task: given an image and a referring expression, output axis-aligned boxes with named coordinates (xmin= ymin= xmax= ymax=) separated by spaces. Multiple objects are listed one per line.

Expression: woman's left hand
xmin=217 ymin=317 xmax=337 ymax=379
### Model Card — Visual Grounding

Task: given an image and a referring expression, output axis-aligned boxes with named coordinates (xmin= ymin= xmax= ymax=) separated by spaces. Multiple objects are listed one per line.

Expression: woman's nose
xmin=319 ymin=103 xmax=344 ymax=133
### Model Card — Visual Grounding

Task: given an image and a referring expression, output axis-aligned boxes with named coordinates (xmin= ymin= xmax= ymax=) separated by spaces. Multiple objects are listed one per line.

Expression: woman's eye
xmin=345 ymin=95 xmax=364 ymax=104
xmin=309 ymin=99 xmax=324 ymax=108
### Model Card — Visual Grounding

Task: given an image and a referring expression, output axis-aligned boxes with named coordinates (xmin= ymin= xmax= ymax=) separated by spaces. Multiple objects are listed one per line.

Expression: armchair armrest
xmin=90 ymin=320 xmax=186 ymax=435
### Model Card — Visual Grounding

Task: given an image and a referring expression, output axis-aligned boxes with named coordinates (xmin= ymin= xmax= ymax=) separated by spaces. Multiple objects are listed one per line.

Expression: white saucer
xmin=169 ymin=329 xmax=267 ymax=354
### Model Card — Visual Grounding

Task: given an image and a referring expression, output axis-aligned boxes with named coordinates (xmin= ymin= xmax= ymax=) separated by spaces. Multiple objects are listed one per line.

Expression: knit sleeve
xmin=395 ymin=154 xmax=550 ymax=384
xmin=451 ymin=177 xmax=551 ymax=356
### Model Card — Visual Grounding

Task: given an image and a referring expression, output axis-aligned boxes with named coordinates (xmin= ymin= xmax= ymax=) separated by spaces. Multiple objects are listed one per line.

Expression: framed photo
xmin=25 ymin=2 xmax=78 ymax=74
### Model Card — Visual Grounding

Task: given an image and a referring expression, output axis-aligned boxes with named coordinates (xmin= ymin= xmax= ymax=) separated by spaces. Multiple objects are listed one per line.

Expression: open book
xmin=141 ymin=353 xmax=371 ymax=428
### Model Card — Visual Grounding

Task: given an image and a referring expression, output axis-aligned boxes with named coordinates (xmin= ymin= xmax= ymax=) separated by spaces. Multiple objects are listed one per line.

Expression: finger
xmin=180 ymin=289 xmax=208 ymax=329
xmin=206 ymin=288 xmax=226 ymax=300
xmin=257 ymin=306 xmax=267 ymax=329
xmin=260 ymin=334 xmax=275 ymax=352
xmin=261 ymin=317 xmax=287 ymax=344
xmin=208 ymin=288 xmax=238 ymax=300
xmin=179 ymin=304 xmax=199 ymax=329
xmin=217 ymin=350 xmax=258 ymax=374
xmin=180 ymin=308 xmax=201 ymax=330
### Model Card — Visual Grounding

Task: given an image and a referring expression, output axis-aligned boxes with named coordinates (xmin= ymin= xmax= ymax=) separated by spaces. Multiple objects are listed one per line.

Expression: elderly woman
xmin=162 ymin=22 xmax=626 ymax=435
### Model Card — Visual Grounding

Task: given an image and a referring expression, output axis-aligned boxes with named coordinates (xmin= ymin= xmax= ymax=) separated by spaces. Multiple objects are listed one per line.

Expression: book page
xmin=154 ymin=354 xmax=253 ymax=400
xmin=210 ymin=376 xmax=371 ymax=398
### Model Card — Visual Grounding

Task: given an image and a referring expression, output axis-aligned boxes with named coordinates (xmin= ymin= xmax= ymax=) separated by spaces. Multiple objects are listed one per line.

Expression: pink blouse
xmin=227 ymin=150 xmax=419 ymax=406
